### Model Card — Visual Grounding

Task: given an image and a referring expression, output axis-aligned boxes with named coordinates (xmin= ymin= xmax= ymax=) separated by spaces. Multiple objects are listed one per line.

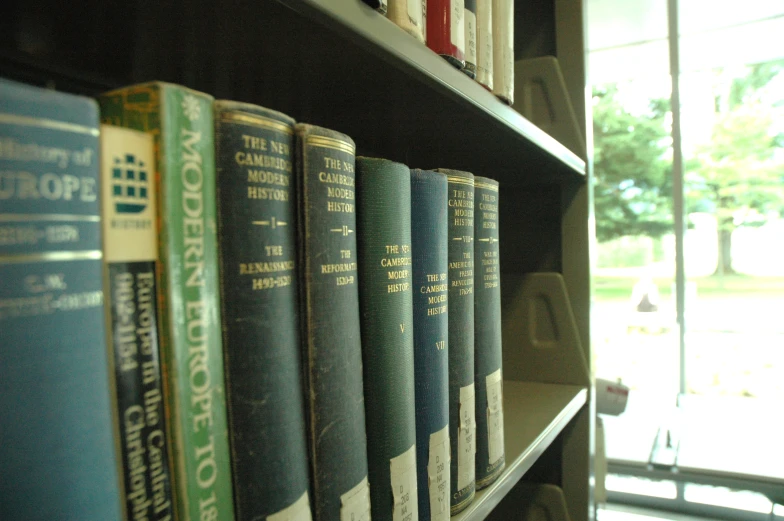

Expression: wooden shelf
xmin=453 ymin=381 xmax=588 ymax=521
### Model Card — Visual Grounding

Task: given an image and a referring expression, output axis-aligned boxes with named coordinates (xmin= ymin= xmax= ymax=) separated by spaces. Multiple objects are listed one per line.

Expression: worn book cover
xmin=296 ymin=124 xmax=370 ymax=521
xmin=473 ymin=176 xmax=504 ymax=489
xmin=356 ymin=157 xmax=418 ymax=521
xmin=411 ymin=169 xmax=450 ymax=521
xmin=437 ymin=168 xmax=476 ymax=515
xmin=214 ymin=101 xmax=312 ymax=521
xmin=427 ymin=0 xmax=466 ymax=69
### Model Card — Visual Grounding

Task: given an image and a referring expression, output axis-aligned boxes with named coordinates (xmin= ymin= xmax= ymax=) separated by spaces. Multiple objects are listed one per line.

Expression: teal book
xmin=438 ymin=168 xmax=476 ymax=515
xmin=101 ymin=124 xmax=174 ymax=520
xmin=296 ymin=124 xmax=370 ymax=521
xmin=356 ymin=157 xmax=418 ymax=521
xmin=214 ymin=101 xmax=312 ymax=521
xmin=0 ymin=78 xmax=122 ymax=519
xmin=410 ymin=169 xmax=450 ymax=521
xmin=99 ymin=83 xmax=235 ymax=521
xmin=473 ymin=176 xmax=504 ymax=489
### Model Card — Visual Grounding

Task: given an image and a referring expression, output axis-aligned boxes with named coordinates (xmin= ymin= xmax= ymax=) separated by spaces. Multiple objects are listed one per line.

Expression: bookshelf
xmin=1 ymin=0 xmax=593 ymax=519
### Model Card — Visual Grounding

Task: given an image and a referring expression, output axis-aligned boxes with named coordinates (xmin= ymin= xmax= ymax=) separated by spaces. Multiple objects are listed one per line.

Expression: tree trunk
xmin=714 ymin=225 xmax=735 ymax=276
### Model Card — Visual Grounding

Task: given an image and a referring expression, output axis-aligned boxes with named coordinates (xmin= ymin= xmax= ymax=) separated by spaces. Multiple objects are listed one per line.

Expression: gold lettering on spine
xmin=381 ymin=244 xmax=412 ymax=294
xmin=477 ymin=188 xmax=499 ymax=288
xmin=449 ymin=181 xmax=474 ymax=297
xmin=229 ymin=110 xmax=297 ymax=292
xmin=314 ymin=143 xmax=357 ymax=285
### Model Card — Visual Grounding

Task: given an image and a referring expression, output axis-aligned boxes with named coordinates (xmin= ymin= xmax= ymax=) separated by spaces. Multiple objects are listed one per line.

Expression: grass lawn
xmin=594 ymin=274 xmax=784 ymax=301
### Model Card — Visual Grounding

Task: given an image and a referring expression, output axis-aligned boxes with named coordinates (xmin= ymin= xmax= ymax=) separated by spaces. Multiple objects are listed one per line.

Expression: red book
xmin=427 ymin=0 xmax=466 ymax=69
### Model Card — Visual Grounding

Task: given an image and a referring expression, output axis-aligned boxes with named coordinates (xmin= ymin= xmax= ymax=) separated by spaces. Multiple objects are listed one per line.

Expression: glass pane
xmin=677 ymin=0 xmax=784 ymax=484
xmin=587 ymin=0 xmax=677 ymax=464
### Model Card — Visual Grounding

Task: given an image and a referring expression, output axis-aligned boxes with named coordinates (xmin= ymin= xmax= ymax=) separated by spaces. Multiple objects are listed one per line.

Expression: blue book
xmin=410 ymin=169 xmax=451 ymax=521
xmin=0 ymin=78 xmax=121 ymax=520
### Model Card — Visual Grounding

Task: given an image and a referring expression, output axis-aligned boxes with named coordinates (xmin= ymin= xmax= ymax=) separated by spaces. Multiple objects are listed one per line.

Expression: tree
xmin=686 ymin=60 xmax=784 ymax=275
xmin=688 ymin=103 xmax=784 ymax=275
xmin=593 ymin=85 xmax=673 ymax=242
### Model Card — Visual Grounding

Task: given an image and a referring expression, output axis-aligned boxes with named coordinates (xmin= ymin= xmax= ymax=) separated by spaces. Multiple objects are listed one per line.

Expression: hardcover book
xmin=0 ymin=78 xmax=121 ymax=520
xmin=410 ymin=169 xmax=450 ymax=521
xmin=214 ymin=101 xmax=312 ymax=521
xmin=492 ymin=0 xmax=514 ymax=104
xmin=426 ymin=0 xmax=466 ymax=69
xmin=356 ymin=157 xmax=418 ymax=521
xmin=475 ymin=0 xmax=493 ymax=90
xmin=463 ymin=0 xmax=478 ymax=78
xmin=473 ymin=176 xmax=504 ymax=489
xmin=438 ymin=168 xmax=476 ymax=515
xmin=388 ymin=0 xmax=425 ymax=43
xmin=101 ymin=124 xmax=174 ymax=520
xmin=99 ymin=82 xmax=235 ymax=521
xmin=296 ymin=124 xmax=371 ymax=521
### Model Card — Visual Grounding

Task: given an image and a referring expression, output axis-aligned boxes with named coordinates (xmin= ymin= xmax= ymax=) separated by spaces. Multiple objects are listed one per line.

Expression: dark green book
xmin=410 ymin=169 xmax=450 ymax=521
xmin=356 ymin=157 xmax=418 ymax=521
xmin=438 ymin=168 xmax=476 ymax=515
xmin=473 ymin=176 xmax=504 ymax=489
xmin=214 ymin=101 xmax=312 ymax=521
xmin=296 ymin=124 xmax=370 ymax=521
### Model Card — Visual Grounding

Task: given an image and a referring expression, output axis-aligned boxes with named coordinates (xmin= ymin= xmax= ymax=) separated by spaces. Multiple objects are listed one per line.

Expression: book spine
xmin=473 ymin=177 xmax=504 ymax=490
xmin=295 ymin=124 xmax=370 ymax=521
xmin=475 ymin=0 xmax=493 ymax=90
xmin=356 ymin=157 xmax=418 ymax=521
xmin=0 ymin=79 xmax=121 ymax=520
xmin=426 ymin=0 xmax=466 ymax=69
xmin=491 ymin=0 xmax=514 ymax=104
xmin=388 ymin=0 xmax=426 ymax=43
xmin=410 ymin=169 xmax=450 ymax=521
xmin=99 ymin=83 xmax=235 ymax=521
xmin=463 ymin=0 xmax=477 ymax=79
xmin=440 ymin=169 xmax=476 ymax=515
xmin=214 ymin=102 xmax=312 ymax=521
xmin=102 ymin=125 xmax=174 ymax=521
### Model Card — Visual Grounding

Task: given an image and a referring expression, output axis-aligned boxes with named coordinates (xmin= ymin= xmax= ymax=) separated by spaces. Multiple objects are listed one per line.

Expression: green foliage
xmin=592 ymin=85 xmax=673 ymax=242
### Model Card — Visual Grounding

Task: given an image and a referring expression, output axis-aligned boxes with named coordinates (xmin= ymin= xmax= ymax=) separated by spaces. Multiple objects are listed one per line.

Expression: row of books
xmin=362 ymin=0 xmax=514 ymax=104
xmin=0 ymin=77 xmax=504 ymax=521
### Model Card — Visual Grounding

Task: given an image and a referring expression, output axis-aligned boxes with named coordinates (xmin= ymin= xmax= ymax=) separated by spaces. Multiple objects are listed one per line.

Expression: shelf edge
xmin=276 ymin=0 xmax=586 ymax=177
xmin=456 ymin=384 xmax=588 ymax=521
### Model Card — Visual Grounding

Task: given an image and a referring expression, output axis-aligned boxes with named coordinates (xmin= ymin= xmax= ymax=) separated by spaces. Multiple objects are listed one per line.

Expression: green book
xmin=473 ymin=176 xmax=504 ymax=489
xmin=356 ymin=157 xmax=418 ymax=521
xmin=99 ymin=83 xmax=235 ymax=521
xmin=438 ymin=168 xmax=476 ymax=515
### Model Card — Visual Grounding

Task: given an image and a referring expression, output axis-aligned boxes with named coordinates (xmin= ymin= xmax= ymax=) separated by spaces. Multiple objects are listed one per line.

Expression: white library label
xmin=457 ymin=383 xmax=476 ymax=491
xmin=427 ymin=425 xmax=450 ymax=521
xmin=390 ymin=443 xmax=419 ymax=521
xmin=485 ymin=369 xmax=504 ymax=465
xmin=451 ymin=0 xmax=466 ymax=53
xmin=340 ymin=476 xmax=371 ymax=521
